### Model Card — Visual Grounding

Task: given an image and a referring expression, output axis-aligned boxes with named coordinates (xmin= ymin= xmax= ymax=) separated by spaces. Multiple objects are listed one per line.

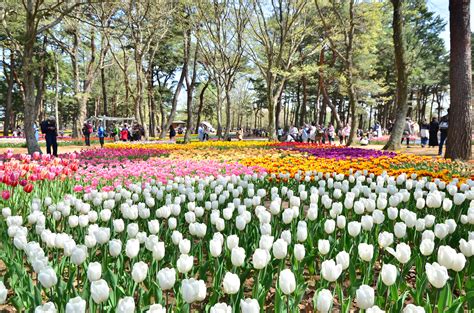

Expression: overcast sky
xmin=427 ymin=0 xmax=473 ymax=49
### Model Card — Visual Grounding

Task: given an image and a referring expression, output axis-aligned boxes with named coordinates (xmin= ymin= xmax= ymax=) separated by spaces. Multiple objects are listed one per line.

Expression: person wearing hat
xmin=40 ymin=116 xmax=58 ymax=156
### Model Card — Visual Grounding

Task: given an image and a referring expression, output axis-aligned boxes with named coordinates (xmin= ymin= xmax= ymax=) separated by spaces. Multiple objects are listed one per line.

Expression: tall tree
xmin=248 ymin=0 xmax=309 ymax=140
xmin=383 ymin=0 xmax=409 ymax=151
xmin=2 ymin=0 xmax=85 ymax=153
xmin=445 ymin=0 xmax=472 ymax=160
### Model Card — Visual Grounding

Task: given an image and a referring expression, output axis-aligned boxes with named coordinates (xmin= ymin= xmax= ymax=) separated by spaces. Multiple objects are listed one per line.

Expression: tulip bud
xmin=117 ymin=297 xmax=135 ymax=313
xmin=90 ymin=279 xmax=110 ymax=304
xmin=278 ymin=269 xmax=296 ymax=295
xmin=65 ymin=296 xmax=86 ymax=313
xmin=356 ymin=285 xmax=374 ymax=309
xmin=157 ymin=267 xmax=176 ymax=290
xmin=425 ymin=262 xmax=449 ymax=288
xmin=321 ymin=259 xmax=342 ymax=282
xmin=240 ymin=298 xmax=260 ymax=313
xmin=87 ymin=262 xmax=102 ymax=282
xmin=222 ymin=272 xmax=240 ymax=295
xmin=316 ymin=289 xmax=333 ymax=313
xmin=132 ymin=261 xmax=148 ymax=283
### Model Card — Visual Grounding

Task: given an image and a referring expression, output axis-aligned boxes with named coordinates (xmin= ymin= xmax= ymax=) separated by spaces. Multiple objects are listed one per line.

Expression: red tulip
xmin=2 ymin=190 xmax=10 ymax=200
xmin=23 ymin=184 xmax=33 ymax=193
xmin=19 ymin=179 xmax=28 ymax=187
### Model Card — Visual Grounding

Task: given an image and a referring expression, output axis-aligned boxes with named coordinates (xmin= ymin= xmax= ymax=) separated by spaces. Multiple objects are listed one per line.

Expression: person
xmin=169 ymin=125 xmax=176 ymax=141
xmin=97 ymin=124 xmax=106 ymax=148
xmin=113 ymin=124 xmax=120 ymax=142
xmin=33 ymin=123 xmax=39 ymax=142
xmin=301 ymin=125 xmax=309 ymax=143
xmin=419 ymin=119 xmax=429 ymax=148
xmin=337 ymin=128 xmax=344 ymax=144
xmin=40 ymin=116 xmax=58 ymax=156
xmin=327 ymin=124 xmax=335 ymax=144
xmin=198 ymin=124 xmax=204 ymax=141
xmin=237 ymin=128 xmax=244 ymax=141
xmin=342 ymin=124 xmax=351 ymax=145
xmin=428 ymin=117 xmax=439 ymax=147
xmin=277 ymin=127 xmax=284 ymax=141
xmin=360 ymin=133 xmax=369 ymax=146
xmin=289 ymin=125 xmax=299 ymax=142
xmin=438 ymin=109 xmax=449 ymax=156
xmin=402 ymin=118 xmax=413 ymax=147
xmin=375 ymin=122 xmax=382 ymax=138
xmin=315 ymin=125 xmax=324 ymax=144
xmin=120 ymin=124 xmax=129 ymax=141
xmin=82 ymin=122 xmax=92 ymax=146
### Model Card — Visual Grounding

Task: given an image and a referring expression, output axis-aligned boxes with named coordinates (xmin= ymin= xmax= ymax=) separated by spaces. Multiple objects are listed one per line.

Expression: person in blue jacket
xmin=97 ymin=124 xmax=106 ymax=148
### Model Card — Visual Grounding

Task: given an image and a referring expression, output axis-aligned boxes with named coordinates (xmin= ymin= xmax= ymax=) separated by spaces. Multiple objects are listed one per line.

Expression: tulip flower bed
xmin=0 ymin=143 xmax=473 ymax=312
xmin=1 ymin=168 xmax=474 ymax=312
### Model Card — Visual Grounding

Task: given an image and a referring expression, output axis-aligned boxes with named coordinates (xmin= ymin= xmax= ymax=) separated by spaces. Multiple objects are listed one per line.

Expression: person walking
xmin=97 ymin=124 xmax=106 ymax=148
xmin=82 ymin=122 xmax=92 ymax=146
xmin=327 ymin=124 xmax=335 ymax=144
xmin=438 ymin=109 xmax=449 ymax=156
xmin=419 ymin=119 xmax=429 ymax=148
xmin=113 ymin=124 xmax=120 ymax=142
xmin=120 ymin=124 xmax=129 ymax=141
xmin=40 ymin=116 xmax=58 ymax=156
xmin=402 ymin=118 xmax=413 ymax=147
xmin=33 ymin=123 xmax=39 ymax=142
xmin=169 ymin=125 xmax=176 ymax=141
xmin=428 ymin=117 xmax=439 ymax=147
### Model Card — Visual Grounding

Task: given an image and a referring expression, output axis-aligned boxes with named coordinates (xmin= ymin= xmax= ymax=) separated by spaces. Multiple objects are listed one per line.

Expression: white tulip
xmin=316 ymin=289 xmax=333 ymax=313
xmin=272 ymin=239 xmax=288 ymax=259
xmin=321 ymin=259 xmax=342 ymax=282
xmin=157 ymin=267 xmax=176 ymax=290
xmin=356 ymin=285 xmax=374 ymax=309
xmin=177 ymin=254 xmax=193 ymax=274
xmin=87 ymin=262 xmax=102 ymax=282
xmin=90 ymin=279 xmax=109 ymax=304
xmin=358 ymin=243 xmax=374 ymax=262
xmin=425 ymin=262 xmax=449 ymax=288
xmin=278 ymin=269 xmax=296 ymax=295
xmin=381 ymin=264 xmax=397 ymax=286
xmin=336 ymin=251 xmax=350 ymax=270
xmin=231 ymin=247 xmax=246 ymax=267
xmin=222 ymin=272 xmax=240 ymax=295
xmin=132 ymin=261 xmax=148 ymax=283
xmin=318 ymin=239 xmax=330 ymax=255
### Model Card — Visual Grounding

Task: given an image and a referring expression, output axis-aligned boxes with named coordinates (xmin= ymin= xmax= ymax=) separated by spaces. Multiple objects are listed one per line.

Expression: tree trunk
xmin=223 ymin=87 xmax=232 ymax=140
xmin=54 ymin=54 xmax=60 ymax=129
xmin=301 ymin=75 xmax=307 ymax=125
xmin=346 ymin=0 xmax=359 ymax=146
xmin=71 ymin=28 xmax=81 ymax=138
xmin=23 ymin=11 xmax=41 ymax=154
xmin=383 ymin=0 xmax=409 ymax=151
xmin=160 ymin=66 xmax=186 ymax=139
xmin=195 ymin=81 xmax=209 ymax=133
xmin=101 ymin=65 xmax=108 ymax=116
xmin=3 ymin=52 xmax=14 ymax=136
xmin=446 ymin=0 xmax=472 ymax=160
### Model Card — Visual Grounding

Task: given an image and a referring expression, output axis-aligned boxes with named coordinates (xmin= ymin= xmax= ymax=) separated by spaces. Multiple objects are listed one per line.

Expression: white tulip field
xmin=1 ymin=171 xmax=473 ymax=312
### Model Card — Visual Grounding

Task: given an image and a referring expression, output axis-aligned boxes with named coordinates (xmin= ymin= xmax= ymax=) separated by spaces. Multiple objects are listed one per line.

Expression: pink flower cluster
xmin=0 ymin=149 xmax=79 ymax=196
xmin=74 ymin=158 xmax=265 ymax=192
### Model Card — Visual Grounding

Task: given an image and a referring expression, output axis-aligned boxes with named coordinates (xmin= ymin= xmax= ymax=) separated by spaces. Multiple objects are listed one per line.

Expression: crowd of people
xmin=400 ymin=110 xmax=449 ymax=155
xmin=277 ymin=123 xmax=351 ymax=144
xmin=10 ymin=111 xmax=451 ymax=158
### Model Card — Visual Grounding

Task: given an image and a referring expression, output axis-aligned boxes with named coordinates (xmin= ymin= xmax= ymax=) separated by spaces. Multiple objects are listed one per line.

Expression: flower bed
xmin=0 ymin=143 xmax=473 ymax=312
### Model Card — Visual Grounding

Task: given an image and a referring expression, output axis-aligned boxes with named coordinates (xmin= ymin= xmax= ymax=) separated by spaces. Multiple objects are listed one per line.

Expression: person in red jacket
xmin=120 ymin=125 xmax=129 ymax=141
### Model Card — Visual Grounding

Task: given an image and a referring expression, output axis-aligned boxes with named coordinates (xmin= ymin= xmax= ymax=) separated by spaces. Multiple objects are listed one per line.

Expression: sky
xmin=427 ymin=0 xmax=474 ymax=49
